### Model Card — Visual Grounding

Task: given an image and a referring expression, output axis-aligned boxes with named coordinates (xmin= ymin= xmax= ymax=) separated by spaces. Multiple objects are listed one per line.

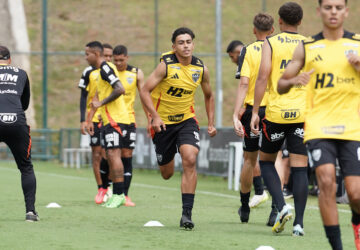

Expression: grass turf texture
xmin=0 ymin=161 xmax=354 ymax=250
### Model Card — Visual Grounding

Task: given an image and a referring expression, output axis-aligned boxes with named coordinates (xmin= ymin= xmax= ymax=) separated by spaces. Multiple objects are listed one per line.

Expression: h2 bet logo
xmin=166 ymin=86 xmax=193 ymax=97
xmin=315 ymin=73 xmax=355 ymax=89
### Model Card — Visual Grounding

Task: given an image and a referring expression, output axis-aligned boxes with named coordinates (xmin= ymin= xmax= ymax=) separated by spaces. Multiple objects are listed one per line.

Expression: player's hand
xmin=80 ymin=121 xmax=87 ymax=135
xmin=294 ymin=69 xmax=314 ymax=86
xmin=233 ymin=115 xmax=244 ymax=137
xmin=86 ymin=122 xmax=95 ymax=136
xmin=250 ymin=113 xmax=260 ymax=135
xmin=91 ymin=100 xmax=102 ymax=109
xmin=208 ymin=125 xmax=217 ymax=137
xmin=347 ymin=53 xmax=360 ymax=72
xmin=152 ymin=116 xmax=166 ymax=133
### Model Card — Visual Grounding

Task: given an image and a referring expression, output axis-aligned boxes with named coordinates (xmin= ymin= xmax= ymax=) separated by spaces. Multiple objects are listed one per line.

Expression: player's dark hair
xmin=86 ymin=41 xmax=103 ymax=53
xmin=0 ymin=45 xmax=11 ymax=60
xmin=318 ymin=0 xmax=347 ymax=5
xmin=226 ymin=40 xmax=244 ymax=53
xmin=113 ymin=45 xmax=128 ymax=56
xmin=102 ymin=43 xmax=113 ymax=50
xmin=253 ymin=13 xmax=274 ymax=32
xmin=278 ymin=2 xmax=303 ymax=26
xmin=171 ymin=27 xmax=195 ymax=44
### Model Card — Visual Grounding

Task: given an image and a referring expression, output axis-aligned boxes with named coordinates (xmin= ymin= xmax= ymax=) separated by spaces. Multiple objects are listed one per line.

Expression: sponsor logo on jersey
xmin=312 ymin=54 xmax=323 ymax=62
xmin=345 ymin=49 xmax=358 ymax=56
xmin=170 ymin=73 xmax=179 ymax=79
xmin=278 ymin=36 xmax=301 ymax=44
xmin=191 ymin=69 xmax=201 ymax=73
xmin=0 ymin=66 xmax=19 ymax=72
xmin=281 ymin=109 xmax=300 ymax=120
xmin=0 ymin=89 xmax=17 ymax=94
xmin=168 ymin=114 xmax=184 ymax=122
xmin=271 ymin=132 xmax=284 ymax=141
xmin=294 ymin=128 xmax=304 ymax=138
xmin=312 ymin=149 xmax=322 ymax=161
xmin=0 ymin=113 xmax=17 ymax=124
xmin=309 ymin=44 xmax=326 ymax=49
xmin=253 ymin=45 xmax=260 ymax=51
xmin=165 ymin=57 xmax=173 ymax=63
xmin=170 ymin=65 xmax=181 ymax=70
xmin=343 ymin=42 xmax=359 ymax=48
xmin=192 ymin=73 xmax=200 ymax=83
xmin=0 ymin=73 xmax=18 ymax=82
xmin=196 ymin=59 xmax=203 ymax=66
xmin=321 ymin=125 xmax=345 ymax=135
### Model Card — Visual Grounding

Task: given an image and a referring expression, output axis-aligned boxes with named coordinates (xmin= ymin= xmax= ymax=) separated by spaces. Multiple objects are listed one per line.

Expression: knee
xmin=244 ymin=156 xmax=256 ymax=168
xmin=161 ymin=170 xmax=173 ymax=180
xmin=182 ymin=154 xmax=197 ymax=169
xmin=347 ymin=188 xmax=360 ymax=207
xmin=318 ymin=176 xmax=336 ymax=195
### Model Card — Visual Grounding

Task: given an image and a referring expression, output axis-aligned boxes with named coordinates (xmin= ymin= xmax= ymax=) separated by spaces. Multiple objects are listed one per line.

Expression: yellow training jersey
xmin=266 ymin=32 xmax=306 ymax=123
xmin=118 ymin=65 xmax=138 ymax=124
xmin=97 ymin=61 xmax=130 ymax=126
xmin=239 ymin=40 xmax=268 ymax=106
xmin=303 ymin=31 xmax=360 ymax=142
xmin=151 ymin=51 xmax=204 ymax=124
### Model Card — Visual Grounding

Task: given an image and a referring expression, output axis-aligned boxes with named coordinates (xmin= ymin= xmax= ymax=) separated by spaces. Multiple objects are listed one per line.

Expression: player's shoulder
xmin=246 ymin=40 xmax=262 ymax=53
xmin=100 ymin=61 xmax=117 ymax=73
xmin=82 ymin=66 xmax=95 ymax=76
xmin=343 ymin=30 xmax=360 ymax=41
xmin=160 ymin=51 xmax=177 ymax=64
xmin=190 ymin=55 xmax=204 ymax=67
xmin=303 ymin=32 xmax=324 ymax=45
xmin=126 ymin=64 xmax=138 ymax=73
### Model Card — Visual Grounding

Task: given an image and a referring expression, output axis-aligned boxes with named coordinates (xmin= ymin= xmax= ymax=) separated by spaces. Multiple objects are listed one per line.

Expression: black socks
xmin=324 ymin=225 xmax=342 ymax=250
xmin=291 ymin=167 xmax=308 ymax=227
xmin=253 ymin=176 xmax=264 ymax=195
xmin=122 ymin=157 xmax=133 ymax=196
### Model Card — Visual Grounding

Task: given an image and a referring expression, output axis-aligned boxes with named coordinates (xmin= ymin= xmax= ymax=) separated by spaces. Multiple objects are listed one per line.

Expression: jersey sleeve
xmin=239 ymin=49 xmax=251 ymax=78
xmin=100 ymin=62 xmax=120 ymax=86
xmin=78 ymin=66 xmax=93 ymax=90
xmin=235 ymin=47 xmax=247 ymax=79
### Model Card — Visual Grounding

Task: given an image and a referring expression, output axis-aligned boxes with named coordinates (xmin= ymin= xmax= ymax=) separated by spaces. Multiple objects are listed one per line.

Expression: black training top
xmin=0 ymin=65 xmax=30 ymax=126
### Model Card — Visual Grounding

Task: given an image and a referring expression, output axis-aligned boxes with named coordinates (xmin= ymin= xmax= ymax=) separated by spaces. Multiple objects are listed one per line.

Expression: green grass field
xmin=0 ymin=161 xmax=354 ymax=250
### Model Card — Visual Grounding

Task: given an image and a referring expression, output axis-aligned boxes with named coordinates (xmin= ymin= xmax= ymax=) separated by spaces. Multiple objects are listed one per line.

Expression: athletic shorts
xmin=122 ymin=123 xmax=136 ymax=149
xmin=281 ymin=139 xmax=289 ymax=158
xmin=260 ymin=119 xmax=306 ymax=156
xmin=0 ymin=125 xmax=32 ymax=168
xmin=100 ymin=124 xmax=105 ymax=148
xmin=102 ymin=123 xmax=127 ymax=150
xmin=240 ymin=105 xmax=265 ymax=152
xmin=152 ymin=117 xmax=200 ymax=166
xmin=90 ymin=122 xmax=101 ymax=147
xmin=306 ymin=139 xmax=360 ymax=176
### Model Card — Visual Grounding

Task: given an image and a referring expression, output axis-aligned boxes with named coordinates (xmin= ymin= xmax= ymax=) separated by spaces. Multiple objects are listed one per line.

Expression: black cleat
xmin=266 ymin=208 xmax=277 ymax=227
xmin=238 ymin=206 xmax=250 ymax=223
xmin=25 ymin=211 xmax=39 ymax=222
xmin=180 ymin=212 xmax=194 ymax=230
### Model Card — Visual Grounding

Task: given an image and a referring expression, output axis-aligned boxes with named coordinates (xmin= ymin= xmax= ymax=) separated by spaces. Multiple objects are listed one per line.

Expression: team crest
xmin=192 ymin=73 xmax=200 ymax=83
xmin=91 ymin=137 xmax=98 ymax=144
xmin=127 ymin=77 xmax=134 ymax=84
xmin=312 ymin=149 xmax=322 ymax=162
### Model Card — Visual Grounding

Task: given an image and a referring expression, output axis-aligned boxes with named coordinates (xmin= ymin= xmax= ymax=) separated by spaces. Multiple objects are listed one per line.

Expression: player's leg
xmin=340 ymin=140 xmax=360 ymax=250
xmin=308 ymin=139 xmax=342 ymax=249
xmin=3 ymin=125 xmax=38 ymax=221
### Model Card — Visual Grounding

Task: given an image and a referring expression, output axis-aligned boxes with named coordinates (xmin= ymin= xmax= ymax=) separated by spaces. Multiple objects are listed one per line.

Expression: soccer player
xmin=85 ymin=41 xmax=130 ymax=208
xmin=250 ymin=2 xmax=308 ymax=235
xmin=79 ymin=44 xmax=111 ymax=204
xmin=112 ymin=44 xmax=147 ymax=206
xmin=278 ymin=0 xmax=360 ymax=248
xmin=232 ymin=13 xmax=274 ymax=223
xmin=0 ymin=45 xmax=39 ymax=221
xmin=227 ymin=39 xmax=269 ymax=210
xmin=140 ymin=27 xmax=217 ymax=230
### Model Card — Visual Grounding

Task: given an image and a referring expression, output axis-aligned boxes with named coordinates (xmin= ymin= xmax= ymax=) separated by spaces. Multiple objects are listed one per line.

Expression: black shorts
xmin=102 ymin=123 xmax=127 ymax=150
xmin=152 ymin=118 xmax=200 ymax=165
xmin=90 ymin=122 xmax=101 ymax=147
xmin=0 ymin=125 xmax=32 ymax=168
xmin=122 ymin=123 xmax=136 ymax=149
xmin=260 ymin=119 xmax=307 ymax=155
xmin=306 ymin=139 xmax=360 ymax=176
xmin=281 ymin=139 xmax=289 ymax=158
xmin=240 ymin=105 xmax=265 ymax=152
xmin=100 ymin=124 xmax=105 ymax=148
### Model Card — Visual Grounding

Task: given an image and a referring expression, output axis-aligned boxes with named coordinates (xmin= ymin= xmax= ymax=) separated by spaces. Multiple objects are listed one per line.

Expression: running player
xmin=85 ymin=41 xmax=130 ymax=208
xmin=250 ymin=2 xmax=308 ymax=235
xmin=233 ymin=13 xmax=274 ymax=223
xmin=112 ymin=44 xmax=147 ymax=206
xmin=227 ymin=39 xmax=269 ymax=210
xmin=140 ymin=27 xmax=217 ymax=230
xmin=278 ymin=0 xmax=360 ymax=248
xmin=0 ymin=45 xmax=39 ymax=221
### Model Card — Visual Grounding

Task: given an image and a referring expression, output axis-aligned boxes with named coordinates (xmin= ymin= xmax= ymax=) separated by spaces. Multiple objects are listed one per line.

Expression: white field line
xmin=0 ymin=166 xmax=350 ymax=214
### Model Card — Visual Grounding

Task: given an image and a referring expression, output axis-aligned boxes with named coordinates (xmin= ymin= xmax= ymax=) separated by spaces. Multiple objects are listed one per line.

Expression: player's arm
xmin=233 ymin=76 xmax=249 ymax=137
xmin=347 ymin=53 xmax=360 ymax=72
xmin=136 ymin=68 xmax=152 ymax=136
xmin=278 ymin=43 xmax=313 ymax=94
xmin=139 ymin=61 xmax=166 ymax=132
xmin=21 ymin=73 xmax=30 ymax=111
xmin=251 ymin=39 xmax=271 ymax=134
xmin=86 ymin=91 xmax=99 ymax=135
xmin=201 ymin=65 xmax=217 ymax=137
xmin=78 ymin=68 xmax=91 ymax=134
